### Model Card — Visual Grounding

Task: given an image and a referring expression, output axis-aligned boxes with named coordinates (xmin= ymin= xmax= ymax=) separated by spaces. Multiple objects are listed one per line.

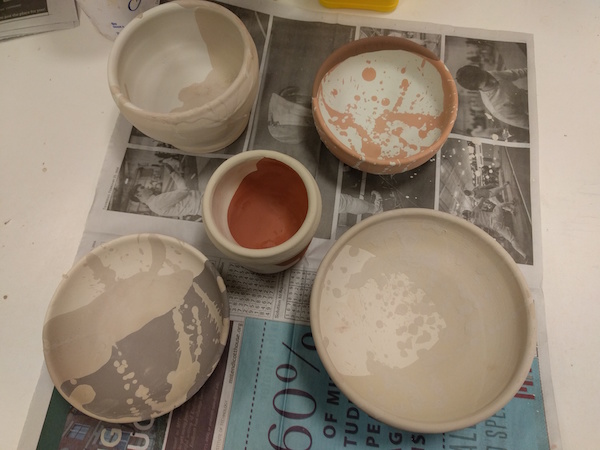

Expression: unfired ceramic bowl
xmin=202 ymin=150 xmax=322 ymax=274
xmin=107 ymin=1 xmax=259 ymax=153
xmin=310 ymin=209 xmax=536 ymax=433
xmin=43 ymin=234 xmax=230 ymax=423
xmin=312 ymin=36 xmax=458 ymax=174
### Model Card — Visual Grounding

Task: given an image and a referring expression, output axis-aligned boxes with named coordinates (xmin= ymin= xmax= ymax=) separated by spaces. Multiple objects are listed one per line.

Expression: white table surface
xmin=1 ymin=1 xmax=598 ymax=448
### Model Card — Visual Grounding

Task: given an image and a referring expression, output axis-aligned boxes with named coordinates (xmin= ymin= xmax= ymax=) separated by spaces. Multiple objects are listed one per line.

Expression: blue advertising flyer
xmin=224 ymin=318 xmax=549 ymax=450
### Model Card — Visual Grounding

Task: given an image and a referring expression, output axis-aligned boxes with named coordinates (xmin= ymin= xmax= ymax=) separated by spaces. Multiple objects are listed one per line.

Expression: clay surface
xmin=317 ymin=49 xmax=445 ymax=162
xmin=312 ymin=36 xmax=457 ymax=174
xmin=202 ymin=150 xmax=322 ymax=274
xmin=171 ymin=6 xmax=242 ymax=113
xmin=107 ymin=1 xmax=259 ymax=153
xmin=43 ymin=234 xmax=230 ymax=423
xmin=310 ymin=209 xmax=536 ymax=433
xmin=228 ymin=158 xmax=308 ymax=249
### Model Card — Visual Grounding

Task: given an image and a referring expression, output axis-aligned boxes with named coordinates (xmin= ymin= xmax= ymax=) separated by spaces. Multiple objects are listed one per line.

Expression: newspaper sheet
xmin=0 ymin=0 xmax=78 ymax=40
xmin=27 ymin=0 xmax=561 ymax=449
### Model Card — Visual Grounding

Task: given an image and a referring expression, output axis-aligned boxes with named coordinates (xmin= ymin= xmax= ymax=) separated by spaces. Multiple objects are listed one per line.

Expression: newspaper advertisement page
xmin=0 ymin=0 xmax=78 ymax=40
xmin=224 ymin=318 xmax=549 ymax=450
xmin=29 ymin=0 xmax=559 ymax=449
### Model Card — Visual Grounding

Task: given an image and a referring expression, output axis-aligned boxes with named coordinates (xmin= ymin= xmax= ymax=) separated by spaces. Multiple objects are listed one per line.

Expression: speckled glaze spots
xmin=321 ymin=243 xmax=447 ymax=376
xmin=317 ymin=49 xmax=445 ymax=163
xmin=310 ymin=209 xmax=536 ymax=433
xmin=43 ymin=234 xmax=230 ymax=423
xmin=312 ymin=37 xmax=458 ymax=175
xmin=228 ymin=158 xmax=309 ymax=249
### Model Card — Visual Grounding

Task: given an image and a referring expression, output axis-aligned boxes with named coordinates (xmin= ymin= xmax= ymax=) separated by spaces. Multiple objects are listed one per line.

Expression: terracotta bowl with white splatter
xmin=43 ymin=234 xmax=230 ymax=423
xmin=107 ymin=1 xmax=259 ymax=153
xmin=312 ymin=36 xmax=458 ymax=174
xmin=310 ymin=209 xmax=536 ymax=433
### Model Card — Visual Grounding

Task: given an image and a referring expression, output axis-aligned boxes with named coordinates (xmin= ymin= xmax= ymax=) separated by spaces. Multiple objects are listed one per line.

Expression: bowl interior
xmin=209 ymin=156 xmax=309 ymax=250
xmin=114 ymin=5 xmax=246 ymax=114
xmin=42 ymin=234 xmax=230 ymax=423
xmin=310 ymin=209 xmax=535 ymax=432
xmin=313 ymin=37 xmax=457 ymax=173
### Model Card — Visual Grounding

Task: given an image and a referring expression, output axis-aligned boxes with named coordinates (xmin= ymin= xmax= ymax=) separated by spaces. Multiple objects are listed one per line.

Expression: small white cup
xmin=202 ymin=150 xmax=322 ymax=274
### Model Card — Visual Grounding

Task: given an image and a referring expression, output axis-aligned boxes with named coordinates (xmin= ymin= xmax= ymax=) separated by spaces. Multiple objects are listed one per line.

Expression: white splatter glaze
xmin=310 ymin=209 xmax=536 ymax=433
xmin=43 ymin=234 xmax=229 ymax=423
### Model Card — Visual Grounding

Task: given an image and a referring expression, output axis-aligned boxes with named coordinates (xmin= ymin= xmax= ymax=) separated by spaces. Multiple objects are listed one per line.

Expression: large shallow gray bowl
xmin=310 ymin=209 xmax=536 ymax=433
xmin=43 ymin=234 xmax=230 ymax=423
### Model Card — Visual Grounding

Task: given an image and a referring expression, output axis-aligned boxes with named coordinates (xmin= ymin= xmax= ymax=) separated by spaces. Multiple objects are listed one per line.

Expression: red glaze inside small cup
xmin=227 ymin=158 xmax=309 ymax=249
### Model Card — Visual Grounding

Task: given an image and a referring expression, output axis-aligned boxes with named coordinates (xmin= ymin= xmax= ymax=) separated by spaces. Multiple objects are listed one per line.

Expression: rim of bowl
xmin=309 ymin=208 xmax=537 ymax=433
xmin=202 ymin=150 xmax=323 ymax=263
xmin=311 ymin=36 xmax=458 ymax=172
xmin=107 ymin=0 xmax=257 ymax=125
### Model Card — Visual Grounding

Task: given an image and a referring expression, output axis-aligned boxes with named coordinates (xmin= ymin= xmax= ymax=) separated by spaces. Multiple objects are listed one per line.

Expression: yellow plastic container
xmin=319 ymin=0 xmax=399 ymax=12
